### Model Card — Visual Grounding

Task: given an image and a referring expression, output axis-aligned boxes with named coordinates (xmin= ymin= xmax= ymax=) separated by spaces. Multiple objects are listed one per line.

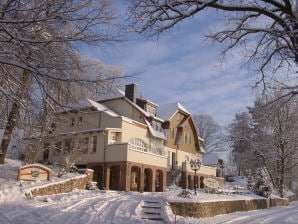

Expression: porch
xmin=87 ymin=143 xmax=167 ymax=192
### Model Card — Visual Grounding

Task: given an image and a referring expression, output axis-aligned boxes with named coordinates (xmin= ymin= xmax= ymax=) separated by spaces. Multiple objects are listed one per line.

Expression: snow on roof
xmin=145 ymin=120 xmax=167 ymax=140
xmin=200 ymin=145 xmax=206 ymax=154
xmin=59 ymin=99 xmax=119 ymax=117
xmin=198 ymin=136 xmax=205 ymax=142
xmin=94 ymin=88 xmax=125 ymax=102
xmin=19 ymin=164 xmax=52 ymax=173
xmin=202 ymin=153 xmax=219 ymax=166
xmin=157 ymin=102 xmax=190 ymax=120
xmin=93 ymin=87 xmax=159 ymax=120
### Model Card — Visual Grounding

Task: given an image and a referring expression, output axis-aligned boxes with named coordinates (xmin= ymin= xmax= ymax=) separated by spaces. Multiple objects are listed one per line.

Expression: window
xmin=70 ymin=117 xmax=75 ymax=127
xmin=145 ymin=105 xmax=156 ymax=116
xmin=49 ymin=123 xmax=56 ymax=134
xmin=150 ymin=139 xmax=165 ymax=156
xmin=54 ymin=141 xmax=62 ymax=156
xmin=172 ymin=152 xmax=176 ymax=170
xmin=90 ymin=136 xmax=97 ymax=153
xmin=184 ymin=133 xmax=191 ymax=144
xmin=129 ymin=138 xmax=147 ymax=152
xmin=171 ymin=128 xmax=175 ymax=138
xmin=167 ymin=151 xmax=171 ymax=167
xmin=64 ymin=139 xmax=74 ymax=153
xmin=78 ymin=116 xmax=83 ymax=126
xmin=79 ymin=137 xmax=89 ymax=153
xmin=110 ymin=132 xmax=118 ymax=144
xmin=43 ymin=143 xmax=50 ymax=162
xmin=177 ymin=113 xmax=181 ymax=121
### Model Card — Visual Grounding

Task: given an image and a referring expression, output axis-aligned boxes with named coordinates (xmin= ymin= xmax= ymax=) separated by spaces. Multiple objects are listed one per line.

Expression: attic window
xmin=177 ymin=113 xmax=182 ymax=121
xmin=184 ymin=133 xmax=191 ymax=144
xmin=145 ymin=104 xmax=156 ymax=116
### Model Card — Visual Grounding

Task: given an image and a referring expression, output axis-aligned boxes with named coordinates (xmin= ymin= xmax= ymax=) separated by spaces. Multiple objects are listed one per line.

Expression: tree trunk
xmin=279 ymin=143 xmax=285 ymax=198
xmin=0 ymin=69 xmax=30 ymax=164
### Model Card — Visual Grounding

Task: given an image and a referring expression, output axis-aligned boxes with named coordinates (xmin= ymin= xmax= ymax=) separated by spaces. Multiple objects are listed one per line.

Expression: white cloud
xmin=80 ymin=10 xmax=256 ymax=128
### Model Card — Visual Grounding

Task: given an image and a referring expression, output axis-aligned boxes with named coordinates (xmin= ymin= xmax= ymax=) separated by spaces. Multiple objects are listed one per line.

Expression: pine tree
xmin=253 ymin=168 xmax=272 ymax=198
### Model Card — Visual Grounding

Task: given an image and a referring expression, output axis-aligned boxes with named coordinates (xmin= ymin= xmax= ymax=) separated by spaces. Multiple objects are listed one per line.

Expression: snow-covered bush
xmin=178 ymin=189 xmax=192 ymax=198
xmin=253 ymin=168 xmax=272 ymax=198
xmin=86 ymin=182 xmax=98 ymax=190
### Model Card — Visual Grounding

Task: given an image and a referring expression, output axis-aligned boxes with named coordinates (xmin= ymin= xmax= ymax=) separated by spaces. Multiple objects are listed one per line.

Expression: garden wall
xmin=169 ymin=196 xmax=295 ymax=219
xmin=169 ymin=199 xmax=270 ymax=218
xmin=26 ymin=169 xmax=93 ymax=197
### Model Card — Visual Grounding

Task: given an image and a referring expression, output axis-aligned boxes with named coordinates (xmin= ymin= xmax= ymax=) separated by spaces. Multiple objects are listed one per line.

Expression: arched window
xmin=129 ymin=138 xmax=148 ymax=152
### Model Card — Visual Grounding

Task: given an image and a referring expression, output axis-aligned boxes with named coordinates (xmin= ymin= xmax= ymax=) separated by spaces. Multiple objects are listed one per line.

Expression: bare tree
xmin=226 ymin=112 xmax=256 ymax=176
xmin=128 ymin=0 xmax=298 ymax=94
xmin=250 ymin=94 xmax=298 ymax=197
xmin=227 ymin=92 xmax=298 ymax=197
xmin=0 ymin=0 xmax=124 ymax=163
xmin=22 ymin=58 xmax=123 ymax=163
xmin=193 ymin=114 xmax=223 ymax=152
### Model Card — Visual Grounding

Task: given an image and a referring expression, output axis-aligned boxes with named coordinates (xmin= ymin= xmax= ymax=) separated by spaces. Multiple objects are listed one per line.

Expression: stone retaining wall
xmin=169 ymin=199 xmax=270 ymax=218
xmin=288 ymin=194 xmax=298 ymax=202
xmin=27 ymin=169 xmax=93 ymax=197
xmin=169 ymin=196 xmax=294 ymax=219
xmin=269 ymin=197 xmax=289 ymax=207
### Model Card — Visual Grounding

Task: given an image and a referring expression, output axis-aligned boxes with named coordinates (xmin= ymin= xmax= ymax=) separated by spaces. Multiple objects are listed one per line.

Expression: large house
xmin=43 ymin=84 xmax=223 ymax=192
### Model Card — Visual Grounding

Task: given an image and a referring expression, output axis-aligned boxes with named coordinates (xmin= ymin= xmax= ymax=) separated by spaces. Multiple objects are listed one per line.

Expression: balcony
xmin=106 ymin=142 xmax=167 ymax=167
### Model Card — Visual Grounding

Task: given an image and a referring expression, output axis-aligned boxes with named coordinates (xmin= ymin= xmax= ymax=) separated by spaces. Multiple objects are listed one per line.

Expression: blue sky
xmin=80 ymin=8 xmax=257 ymax=127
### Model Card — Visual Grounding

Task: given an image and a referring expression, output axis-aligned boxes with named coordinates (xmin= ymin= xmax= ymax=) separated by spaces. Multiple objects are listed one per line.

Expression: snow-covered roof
xmin=19 ymin=164 xmax=52 ymax=173
xmin=145 ymin=120 xmax=167 ymax=140
xmin=198 ymin=136 xmax=205 ymax=142
xmin=93 ymin=88 xmax=160 ymax=121
xmin=202 ymin=153 xmax=219 ymax=166
xmin=59 ymin=99 xmax=119 ymax=117
xmin=93 ymin=88 xmax=125 ymax=102
xmin=157 ymin=102 xmax=190 ymax=120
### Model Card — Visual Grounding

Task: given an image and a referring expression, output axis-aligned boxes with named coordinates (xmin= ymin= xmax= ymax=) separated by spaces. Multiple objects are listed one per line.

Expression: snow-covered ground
xmin=1 ymin=159 xmax=297 ymax=224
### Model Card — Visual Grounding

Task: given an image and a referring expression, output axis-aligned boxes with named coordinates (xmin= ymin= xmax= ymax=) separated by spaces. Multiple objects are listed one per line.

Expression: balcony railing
xmin=107 ymin=142 xmax=167 ymax=166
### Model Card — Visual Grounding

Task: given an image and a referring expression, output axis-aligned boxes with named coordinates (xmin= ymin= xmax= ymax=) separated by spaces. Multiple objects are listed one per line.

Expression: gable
xmin=101 ymin=98 xmax=146 ymax=124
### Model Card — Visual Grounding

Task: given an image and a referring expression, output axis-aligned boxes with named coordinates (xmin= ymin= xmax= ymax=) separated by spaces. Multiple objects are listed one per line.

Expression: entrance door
xmin=110 ymin=166 xmax=120 ymax=190
xmin=144 ymin=168 xmax=152 ymax=192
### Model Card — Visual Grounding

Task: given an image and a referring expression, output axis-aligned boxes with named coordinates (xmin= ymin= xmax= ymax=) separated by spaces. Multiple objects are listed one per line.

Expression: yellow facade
xmin=42 ymin=91 xmax=219 ymax=191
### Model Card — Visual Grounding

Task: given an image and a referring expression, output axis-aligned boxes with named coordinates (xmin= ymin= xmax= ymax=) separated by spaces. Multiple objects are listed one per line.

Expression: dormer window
xmin=145 ymin=104 xmax=156 ymax=116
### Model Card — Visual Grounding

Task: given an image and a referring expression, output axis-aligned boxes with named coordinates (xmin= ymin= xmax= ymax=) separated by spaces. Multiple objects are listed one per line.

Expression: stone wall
xmin=269 ymin=197 xmax=289 ymax=207
xmin=288 ymin=194 xmax=298 ymax=202
xmin=169 ymin=199 xmax=270 ymax=218
xmin=169 ymin=195 xmax=296 ymax=219
xmin=27 ymin=169 xmax=93 ymax=197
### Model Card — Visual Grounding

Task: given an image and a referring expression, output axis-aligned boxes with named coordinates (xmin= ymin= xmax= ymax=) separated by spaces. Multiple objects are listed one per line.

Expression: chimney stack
xmin=125 ymin=83 xmax=137 ymax=104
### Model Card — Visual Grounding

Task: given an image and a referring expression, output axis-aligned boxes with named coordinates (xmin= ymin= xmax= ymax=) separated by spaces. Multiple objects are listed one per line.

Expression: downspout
xmin=102 ymin=130 xmax=107 ymax=189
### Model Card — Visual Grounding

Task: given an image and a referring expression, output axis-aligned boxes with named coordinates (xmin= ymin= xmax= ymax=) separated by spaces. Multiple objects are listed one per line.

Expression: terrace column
xmin=105 ymin=166 xmax=110 ymax=190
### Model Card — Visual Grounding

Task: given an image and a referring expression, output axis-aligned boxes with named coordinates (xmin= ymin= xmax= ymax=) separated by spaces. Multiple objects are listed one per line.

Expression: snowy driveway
xmin=1 ymin=189 xmax=298 ymax=224
xmin=198 ymin=201 xmax=298 ymax=224
xmin=0 ymin=190 xmax=160 ymax=224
